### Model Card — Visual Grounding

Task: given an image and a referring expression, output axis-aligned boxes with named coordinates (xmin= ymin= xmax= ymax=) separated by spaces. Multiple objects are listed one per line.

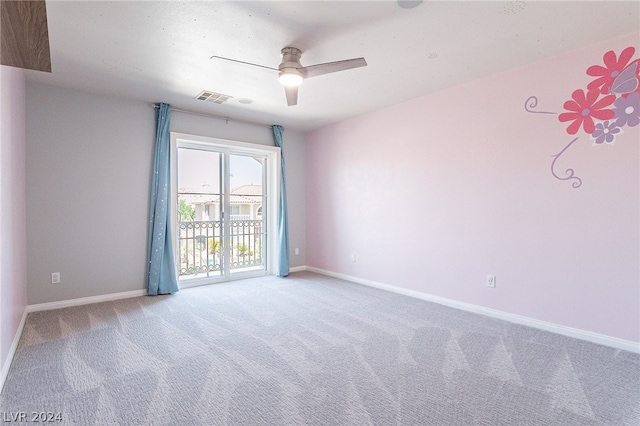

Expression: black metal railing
xmin=178 ymin=220 xmax=263 ymax=277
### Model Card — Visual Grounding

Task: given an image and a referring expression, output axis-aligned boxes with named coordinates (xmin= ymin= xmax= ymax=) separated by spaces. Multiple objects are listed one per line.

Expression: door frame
xmin=170 ymin=132 xmax=281 ymax=287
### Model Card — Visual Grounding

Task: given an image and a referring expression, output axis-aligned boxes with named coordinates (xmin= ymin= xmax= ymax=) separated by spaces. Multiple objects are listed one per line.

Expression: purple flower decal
xmin=590 ymin=120 xmax=622 ymax=145
xmin=614 ymin=92 xmax=640 ymax=127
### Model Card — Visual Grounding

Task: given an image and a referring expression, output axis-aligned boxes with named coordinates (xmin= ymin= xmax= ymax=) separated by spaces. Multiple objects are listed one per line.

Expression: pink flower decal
xmin=587 ymin=46 xmax=637 ymax=94
xmin=558 ymin=89 xmax=615 ymax=135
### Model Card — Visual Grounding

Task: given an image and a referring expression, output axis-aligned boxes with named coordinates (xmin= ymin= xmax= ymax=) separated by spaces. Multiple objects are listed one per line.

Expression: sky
xmin=177 ymin=148 xmax=263 ymax=193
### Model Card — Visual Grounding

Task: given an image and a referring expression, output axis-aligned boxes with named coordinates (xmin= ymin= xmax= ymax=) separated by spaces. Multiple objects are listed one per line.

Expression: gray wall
xmin=26 ymin=82 xmax=306 ymax=304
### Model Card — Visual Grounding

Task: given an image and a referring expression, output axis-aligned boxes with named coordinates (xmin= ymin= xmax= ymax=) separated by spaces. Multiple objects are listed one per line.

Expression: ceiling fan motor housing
xmin=279 ymin=47 xmax=302 ymax=69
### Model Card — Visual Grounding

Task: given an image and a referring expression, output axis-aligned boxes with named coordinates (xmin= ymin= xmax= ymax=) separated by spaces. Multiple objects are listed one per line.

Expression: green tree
xmin=178 ymin=199 xmax=195 ymax=221
xmin=237 ymin=244 xmax=253 ymax=257
xmin=208 ymin=238 xmax=221 ymax=254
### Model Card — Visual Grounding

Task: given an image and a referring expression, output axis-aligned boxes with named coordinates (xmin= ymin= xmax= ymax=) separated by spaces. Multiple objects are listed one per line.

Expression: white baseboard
xmin=289 ymin=265 xmax=307 ymax=273
xmin=26 ymin=289 xmax=147 ymax=313
xmin=304 ymin=266 xmax=639 ymax=354
xmin=0 ymin=307 xmax=28 ymax=394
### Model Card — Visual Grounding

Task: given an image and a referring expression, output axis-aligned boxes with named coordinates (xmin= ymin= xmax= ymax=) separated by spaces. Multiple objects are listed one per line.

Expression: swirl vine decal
xmin=526 ymin=46 xmax=639 ymax=188
xmin=524 ymin=96 xmax=557 ymax=115
xmin=550 ymin=138 xmax=582 ymax=188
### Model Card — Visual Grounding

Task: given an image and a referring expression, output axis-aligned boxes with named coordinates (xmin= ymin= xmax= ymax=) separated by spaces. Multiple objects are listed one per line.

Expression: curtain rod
xmin=150 ymin=103 xmax=275 ymax=129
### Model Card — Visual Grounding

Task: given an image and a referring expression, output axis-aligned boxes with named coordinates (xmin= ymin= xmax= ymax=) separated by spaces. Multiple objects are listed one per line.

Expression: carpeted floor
xmin=1 ymin=271 xmax=638 ymax=425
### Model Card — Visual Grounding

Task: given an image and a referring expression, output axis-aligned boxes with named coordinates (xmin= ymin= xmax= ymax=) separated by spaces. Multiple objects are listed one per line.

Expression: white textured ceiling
xmin=25 ymin=1 xmax=640 ymax=131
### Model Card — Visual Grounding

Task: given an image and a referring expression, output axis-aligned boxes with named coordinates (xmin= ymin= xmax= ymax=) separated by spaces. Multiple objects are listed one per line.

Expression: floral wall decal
xmin=526 ymin=46 xmax=639 ymax=188
xmin=558 ymin=89 xmax=616 ymax=135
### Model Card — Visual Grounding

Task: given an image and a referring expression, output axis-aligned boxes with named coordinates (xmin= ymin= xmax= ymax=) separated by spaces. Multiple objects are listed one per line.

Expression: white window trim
xmin=170 ymin=132 xmax=281 ymax=283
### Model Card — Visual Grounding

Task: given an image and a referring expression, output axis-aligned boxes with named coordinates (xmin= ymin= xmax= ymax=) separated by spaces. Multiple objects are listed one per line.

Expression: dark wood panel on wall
xmin=1 ymin=0 xmax=51 ymax=72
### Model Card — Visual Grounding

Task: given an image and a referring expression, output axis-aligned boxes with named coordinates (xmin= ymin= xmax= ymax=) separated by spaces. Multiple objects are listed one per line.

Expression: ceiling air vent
xmin=195 ymin=90 xmax=232 ymax=104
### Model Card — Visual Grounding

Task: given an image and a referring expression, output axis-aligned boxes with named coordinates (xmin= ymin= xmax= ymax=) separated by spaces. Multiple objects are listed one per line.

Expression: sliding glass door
xmin=171 ymin=133 xmax=279 ymax=286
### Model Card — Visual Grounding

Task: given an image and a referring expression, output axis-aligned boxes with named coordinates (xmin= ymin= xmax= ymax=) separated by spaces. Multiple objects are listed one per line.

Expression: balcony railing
xmin=178 ymin=219 xmax=264 ymax=278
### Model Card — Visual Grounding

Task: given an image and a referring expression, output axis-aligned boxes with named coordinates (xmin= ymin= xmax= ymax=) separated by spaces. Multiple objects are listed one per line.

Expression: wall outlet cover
xmin=486 ymin=275 xmax=496 ymax=288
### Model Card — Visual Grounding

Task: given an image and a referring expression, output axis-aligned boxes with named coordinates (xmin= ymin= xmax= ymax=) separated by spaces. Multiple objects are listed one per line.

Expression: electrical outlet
xmin=51 ymin=272 xmax=61 ymax=284
xmin=294 ymin=248 xmax=299 ymax=256
xmin=486 ymin=275 xmax=496 ymax=288
xmin=351 ymin=254 xmax=357 ymax=262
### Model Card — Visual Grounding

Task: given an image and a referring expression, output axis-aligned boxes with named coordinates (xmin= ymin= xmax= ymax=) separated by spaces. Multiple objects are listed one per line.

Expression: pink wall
xmin=306 ymin=33 xmax=639 ymax=343
xmin=0 ymin=65 xmax=28 ymax=375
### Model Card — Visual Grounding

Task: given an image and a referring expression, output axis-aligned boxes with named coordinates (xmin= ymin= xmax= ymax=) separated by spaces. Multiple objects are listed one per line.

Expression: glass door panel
xmin=228 ymin=154 xmax=266 ymax=275
xmin=177 ymin=148 xmax=223 ymax=280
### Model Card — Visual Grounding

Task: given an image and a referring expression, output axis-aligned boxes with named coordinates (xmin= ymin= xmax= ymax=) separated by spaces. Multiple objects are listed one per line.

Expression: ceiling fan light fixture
xmin=278 ymin=70 xmax=303 ymax=87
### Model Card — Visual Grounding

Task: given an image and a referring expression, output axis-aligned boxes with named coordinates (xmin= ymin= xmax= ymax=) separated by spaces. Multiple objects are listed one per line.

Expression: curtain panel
xmin=272 ymin=125 xmax=290 ymax=277
xmin=147 ymin=103 xmax=179 ymax=295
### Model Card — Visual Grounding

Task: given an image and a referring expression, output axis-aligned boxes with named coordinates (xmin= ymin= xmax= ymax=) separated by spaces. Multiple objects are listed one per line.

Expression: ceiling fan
xmin=211 ymin=47 xmax=367 ymax=106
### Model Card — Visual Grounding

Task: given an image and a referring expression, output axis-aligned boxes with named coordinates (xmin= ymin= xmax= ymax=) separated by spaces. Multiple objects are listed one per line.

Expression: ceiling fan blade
xmin=210 ymin=55 xmax=278 ymax=72
xmin=285 ymin=86 xmax=298 ymax=106
xmin=300 ymin=57 xmax=367 ymax=79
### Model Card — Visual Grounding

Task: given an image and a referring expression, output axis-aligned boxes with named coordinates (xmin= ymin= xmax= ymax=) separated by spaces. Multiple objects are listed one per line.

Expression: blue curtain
xmin=147 ymin=103 xmax=179 ymax=295
xmin=272 ymin=125 xmax=290 ymax=277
